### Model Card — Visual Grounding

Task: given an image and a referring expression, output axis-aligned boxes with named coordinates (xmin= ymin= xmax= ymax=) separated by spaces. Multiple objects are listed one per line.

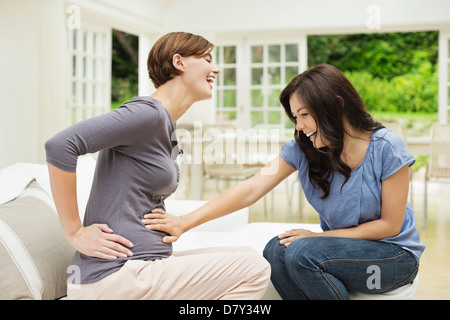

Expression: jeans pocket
xmin=390 ymin=252 xmax=419 ymax=291
xmin=391 ymin=267 xmax=418 ymax=291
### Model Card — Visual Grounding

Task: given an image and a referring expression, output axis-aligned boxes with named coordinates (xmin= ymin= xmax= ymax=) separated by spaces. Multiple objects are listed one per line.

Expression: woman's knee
xmin=283 ymin=237 xmax=325 ymax=270
xmin=263 ymin=236 xmax=285 ymax=263
xmin=263 ymin=236 xmax=321 ymax=268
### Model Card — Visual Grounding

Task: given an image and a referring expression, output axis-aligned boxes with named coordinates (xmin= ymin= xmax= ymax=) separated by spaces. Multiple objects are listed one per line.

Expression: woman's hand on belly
xmin=142 ymin=208 xmax=184 ymax=243
xmin=70 ymin=224 xmax=134 ymax=260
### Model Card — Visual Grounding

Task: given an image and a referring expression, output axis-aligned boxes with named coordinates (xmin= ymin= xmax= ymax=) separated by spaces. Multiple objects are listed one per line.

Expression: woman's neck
xmin=151 ymin=81 xmax=195 ymax=123
xmin=341 ymin=124 xmax=372 ymax=170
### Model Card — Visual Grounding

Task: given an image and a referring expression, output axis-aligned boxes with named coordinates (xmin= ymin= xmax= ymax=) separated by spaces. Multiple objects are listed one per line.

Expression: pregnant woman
xmin=45 ymin=32 xmax=270 ymax=300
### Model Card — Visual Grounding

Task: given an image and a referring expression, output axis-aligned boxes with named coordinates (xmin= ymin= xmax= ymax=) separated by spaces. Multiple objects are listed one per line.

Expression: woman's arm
xmin=144 ymin=155 xmax=296 ymax=243
xmin=279 ymin=164 xmax=410 ymax=246
xmin=48 ymin=163 xmax=133 ymax=259
xmin=45 ymin=104 xmax=159 ymax=258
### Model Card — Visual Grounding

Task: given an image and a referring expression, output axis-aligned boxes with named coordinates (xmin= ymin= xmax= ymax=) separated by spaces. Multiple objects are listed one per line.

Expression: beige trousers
xmin=67 ymin=246 xmax=270 ymax=300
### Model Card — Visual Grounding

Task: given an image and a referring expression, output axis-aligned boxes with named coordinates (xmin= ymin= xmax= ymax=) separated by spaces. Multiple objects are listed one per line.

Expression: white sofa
xmin=0 ymin=156 xmax=418 ymax=300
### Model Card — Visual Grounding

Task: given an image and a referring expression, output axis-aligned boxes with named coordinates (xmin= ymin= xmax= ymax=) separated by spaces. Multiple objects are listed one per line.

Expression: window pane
xmin=448 ymin=86 xmax=450 ymax=105
xmin=285 ymin=66 xmax=298 ymax=83
xmin=224 ymin=46 xmax=236 ymax=64
xmin=93 ymin=59 xmax=96 ymax=79
xmin=285 ymin=115 xmax=295 ymax=130
xmin=72 ymin=82 xmax=77 ymax=104
xmin=268 ymin=88 xmax=281 ymax=106
xmin=83 ymin=31 xmax=88 ymax=52
xmin=93 ymin=33 xmax=97 ymax=54
xmin=448 ymin=63 xmax=450 ymax=82
xmin=215 ymin=47 xmax=221 ymax=65
xmin=251 ymin=46 xmax=263 ymax=63
xmin=223 ymin=68 xmax=236 ymax=85
xmin=83 ymin=56 xmax=87 ymax=78
xmin=268 ymin=45 xmax=280 ymax=62
xmin=252 ymin=68 xmax=263 ymax=85
xmin=92 ymin=83 xmax=96 ymax=104
xmin=72 ymin=56 xmax=77 ymax=77
xmin=268 ymin=111 xmax=281 ymax=124
xmin=223 ymin=90 xmax=236 ymax=107
xmin=82 ymin=82 xmax=87 ymax=104
xmin=268 ymin=67 xmax=281 ymax=84
xmin=251 ymin=111 xmax=264 ymax=127
xmin=224 ymin=111 xmax=237 ymax=121
xmin=285 ymin=44 xmax=298 ymax=62
xmin=251 ymin=89 xmax=264 ymax=107
xmin=216 ymin=70 xmax=222 ymax=86
xmin=216 ymin=90 xmax=222 ymax=108
xmin=72 ymin=30 xmax=77 ymax=50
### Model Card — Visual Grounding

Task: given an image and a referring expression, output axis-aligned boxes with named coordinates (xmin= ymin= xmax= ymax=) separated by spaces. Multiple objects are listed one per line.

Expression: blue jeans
xmin=263 ymin=236 xmax=419 ymax=300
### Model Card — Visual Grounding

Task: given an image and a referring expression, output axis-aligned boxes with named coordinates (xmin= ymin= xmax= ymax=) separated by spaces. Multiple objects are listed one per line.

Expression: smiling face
xmin=179 ymin=53 xmax=220 ymax=101
xmin=289 ymin=93 xmax=327 ymax=149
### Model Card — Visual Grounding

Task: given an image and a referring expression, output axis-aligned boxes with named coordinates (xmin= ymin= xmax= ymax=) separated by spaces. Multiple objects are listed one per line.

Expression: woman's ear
xmin=337 ymin=95 xmax=344 ymax=108
xmin=172 ymin=53 xmax=184 ymax=72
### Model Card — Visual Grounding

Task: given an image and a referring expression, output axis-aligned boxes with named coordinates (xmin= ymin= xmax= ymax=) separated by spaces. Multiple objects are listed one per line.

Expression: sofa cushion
xmin=0 ymin=179 xmax=74 ymax=300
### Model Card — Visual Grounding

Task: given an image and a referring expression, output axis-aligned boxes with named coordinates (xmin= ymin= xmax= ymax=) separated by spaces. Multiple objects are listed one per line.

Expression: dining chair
xmin=423 ymin=124 xmax=450 ymax=228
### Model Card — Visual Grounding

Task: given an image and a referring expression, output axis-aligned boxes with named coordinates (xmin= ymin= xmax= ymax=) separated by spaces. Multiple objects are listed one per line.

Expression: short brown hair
xmin=147 ymin=32 xmax=214 ymax=88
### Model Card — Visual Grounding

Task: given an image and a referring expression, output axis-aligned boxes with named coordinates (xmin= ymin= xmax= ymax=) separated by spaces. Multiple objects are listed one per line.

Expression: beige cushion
xmin=0 ymin=179 xmax=74 ymax=300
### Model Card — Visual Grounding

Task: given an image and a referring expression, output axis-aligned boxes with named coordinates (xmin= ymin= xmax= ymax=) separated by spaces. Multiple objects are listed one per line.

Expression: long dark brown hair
xmin=280 ymin=64 xmax=383 ymax=199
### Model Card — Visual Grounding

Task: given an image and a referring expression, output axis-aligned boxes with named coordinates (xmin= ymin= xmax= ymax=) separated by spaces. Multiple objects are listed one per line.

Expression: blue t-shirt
xmin=280 ymin=128 xmax=425 ymax=258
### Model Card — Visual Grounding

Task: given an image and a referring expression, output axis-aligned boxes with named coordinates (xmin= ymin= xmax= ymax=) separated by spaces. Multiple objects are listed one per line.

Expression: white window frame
xmin=246 ymin=40 xmax=305 ymax=131
xmin=214 ymin=43 xmax=240 ymax=125
xmin=438 ymin=29 xmax=450 ymax=124
xmin=215 ymin=35 xmax=307 ymax=131
xmin=67 ymin=21 xmax=111 ymax=124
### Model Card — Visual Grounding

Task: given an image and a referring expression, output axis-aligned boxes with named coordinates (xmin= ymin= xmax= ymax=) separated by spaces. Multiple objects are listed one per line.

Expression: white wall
xmin=0 ymin=0 xmax=165 ymax=168
xmin=0 ymin=0 xmax=38 ymax=168
xmin=0 ymin=0 xmax=69 ymax=168
xmin=164 ymin=0 xmax=450 ymax=34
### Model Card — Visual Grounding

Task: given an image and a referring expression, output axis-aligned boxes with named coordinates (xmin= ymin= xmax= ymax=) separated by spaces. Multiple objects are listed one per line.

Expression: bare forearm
xmin=182 ymin=157 xmax=294 ymax=232
xmin=144 ymin=156 xmax=296 ymax=242
xmin=47 ymin=163 xmax=82 ymax=241
xmin=319 ymin=218 xmax=402 ymax=240
xmin=183 ymin=179 xmax=257 ymax=232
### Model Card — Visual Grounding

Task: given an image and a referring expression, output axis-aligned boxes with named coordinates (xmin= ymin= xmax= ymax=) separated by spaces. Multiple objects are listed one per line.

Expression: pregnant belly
xmin=113 ymin=223 xmax=173 ymax=260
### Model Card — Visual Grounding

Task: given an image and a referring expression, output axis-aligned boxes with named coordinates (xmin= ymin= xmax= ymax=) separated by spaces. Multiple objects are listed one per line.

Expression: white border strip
xmin=0 ymin=218 xmax=43 ymax=300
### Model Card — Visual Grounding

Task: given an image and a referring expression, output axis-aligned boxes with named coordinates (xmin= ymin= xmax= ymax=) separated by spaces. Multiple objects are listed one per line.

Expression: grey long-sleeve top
xmin=45 ymin=96 xmax=180 ymax=284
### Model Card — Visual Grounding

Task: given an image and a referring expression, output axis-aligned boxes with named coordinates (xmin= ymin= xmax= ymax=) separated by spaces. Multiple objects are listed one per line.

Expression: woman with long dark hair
xmin=145 ymin=63 xmax=424 ymax=299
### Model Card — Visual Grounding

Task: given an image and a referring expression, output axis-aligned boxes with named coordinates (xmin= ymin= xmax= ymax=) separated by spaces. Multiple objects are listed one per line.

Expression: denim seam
xmin=316 ymin=251 xmax=415 ymax=294
xmin=318 ymin=267 xmax=346 ymax=300
xmin=391 ymin=267 xmax=418 ymax=291
xmin=317 ymin=250 xmax=410 ymax=268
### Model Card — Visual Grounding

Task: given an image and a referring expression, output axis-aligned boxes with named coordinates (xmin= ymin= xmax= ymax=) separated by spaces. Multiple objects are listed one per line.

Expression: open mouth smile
xmin=206 ymin=76 xmax=215 ymax=88
xmin=305 ymin=130 xmax=316 ymax=142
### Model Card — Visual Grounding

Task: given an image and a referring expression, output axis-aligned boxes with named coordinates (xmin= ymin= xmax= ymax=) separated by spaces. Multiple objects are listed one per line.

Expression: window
xmin=68 ymin=25 xmax=111 ymax=123
xmin=214 ymin=40 xmax=305 ymax=130
xmin=448 ymin=38 xmax=450 ymax=121
xmin=249 ymin=43 xmax=301 ymax=130
xmin=215 ymin=45 xmax=238 ymax=123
